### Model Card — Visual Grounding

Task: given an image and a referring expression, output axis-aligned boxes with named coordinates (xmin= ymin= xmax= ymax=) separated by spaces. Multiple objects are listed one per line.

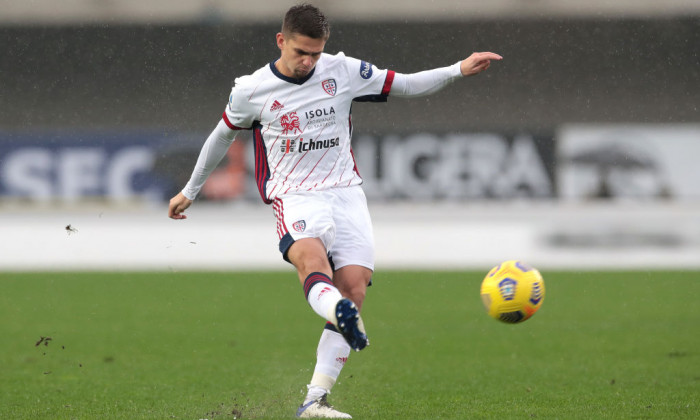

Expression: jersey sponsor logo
xmin=305 ymin=107 xmax=337 ymax=130
xmin=280 ymin=112 xmax=302 ymax=135
xmin=321 ymin=78 xmax=337 ymax=96
xmin=292 ymin=220 xmax=306 ymax=232
xmin=280 ymin=137 xmax=340 ymax=154
xmin=360 ymin=61 xmax=373 ymax=79
xmin=304 ymin=107 xmax=335 ymax=120
xmin=270 ymin=100 xmax=284 ymax=112
xmin=280 ymin=139 xmax=296 ymax=153
xmin=298 ymin=137 xmax=340 ymax=153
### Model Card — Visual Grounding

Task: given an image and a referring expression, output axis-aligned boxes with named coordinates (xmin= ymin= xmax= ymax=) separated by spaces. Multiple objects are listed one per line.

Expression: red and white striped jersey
xmin=222 ymin=52 xmax=395 ymax=204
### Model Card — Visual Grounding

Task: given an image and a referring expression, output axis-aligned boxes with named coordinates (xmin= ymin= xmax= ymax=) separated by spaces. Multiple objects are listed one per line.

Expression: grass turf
xmin=1 ymin=270 xmax=698 ymax=419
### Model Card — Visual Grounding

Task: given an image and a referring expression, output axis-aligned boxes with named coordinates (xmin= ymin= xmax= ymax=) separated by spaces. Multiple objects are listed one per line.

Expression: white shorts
xmin=272 ymin=185 xmax=375 ymax=271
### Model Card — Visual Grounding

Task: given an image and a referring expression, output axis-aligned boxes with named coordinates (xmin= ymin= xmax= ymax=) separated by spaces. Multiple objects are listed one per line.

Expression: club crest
xmin=293 ymin=220 xmax=306 ymax=232
xmin=322 ymin=79 xmax=337 ymax=96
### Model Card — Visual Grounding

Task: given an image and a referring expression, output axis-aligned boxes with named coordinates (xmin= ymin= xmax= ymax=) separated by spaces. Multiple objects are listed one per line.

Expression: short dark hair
xmin=282 ymin=3 xmax=330 ymax=40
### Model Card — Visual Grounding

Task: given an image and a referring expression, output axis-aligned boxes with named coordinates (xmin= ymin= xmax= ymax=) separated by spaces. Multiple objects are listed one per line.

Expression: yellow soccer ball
xmin=480 ymin=260 xmax=545 ymax=323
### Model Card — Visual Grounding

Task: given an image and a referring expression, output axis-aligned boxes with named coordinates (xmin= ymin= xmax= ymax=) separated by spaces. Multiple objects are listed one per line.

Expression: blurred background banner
xmin=0 ymin=131 xmax=172 ymax=202
xmin=558 ymin=125 xmax=700 ymax=202
xmin=1 ymin=1 xmax=699 ymax=269
xmin=0 ymin=130 xmax=555 ymax=202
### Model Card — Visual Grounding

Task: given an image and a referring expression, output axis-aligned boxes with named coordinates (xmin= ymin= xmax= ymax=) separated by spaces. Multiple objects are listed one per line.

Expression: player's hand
xmin=460 ymin=52 xmax=502 ymax=76
xmin=168 ymin=192 xmax=192 ymax=220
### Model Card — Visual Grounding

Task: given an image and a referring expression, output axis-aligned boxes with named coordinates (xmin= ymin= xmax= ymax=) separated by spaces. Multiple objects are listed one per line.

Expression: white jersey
xmin=222 ymin=52 xmax=395 ymax=204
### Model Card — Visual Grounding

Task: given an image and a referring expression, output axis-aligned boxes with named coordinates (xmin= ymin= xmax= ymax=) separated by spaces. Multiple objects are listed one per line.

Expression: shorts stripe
xmin=273 ymin=198 xmax=288 ymax=240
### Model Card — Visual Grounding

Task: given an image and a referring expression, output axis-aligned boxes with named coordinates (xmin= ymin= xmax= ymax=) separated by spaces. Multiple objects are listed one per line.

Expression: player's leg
xmin=329 ymin=264 xmax=371 ymax=351
xmin=297 ymin=322 xmax=352 ymax=418
xmin=287 ymin=237 xmax=346 ymax=323
xmin=277 ymin=196 xmax=356 ymax=418
xmin=291 ymin=248 xmax=366 ymax=418
xmin=298 ymin=187 xmax=374 ymax=417
xmin=301 ymin=264 xmax=372 ymax=407
xmin=333 ymin=264 xmax=372 ymax=310
xmin=288 ymin=238 xmax=369 ymax=350
xmin=276 ymin=193 xmax=345 ymax=325
xmin=325 ymin=185 xmax=374 ymax=350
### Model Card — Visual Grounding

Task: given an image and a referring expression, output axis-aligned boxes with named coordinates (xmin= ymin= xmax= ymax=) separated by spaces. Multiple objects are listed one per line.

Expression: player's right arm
xmin=168 ymin=192 xmax=192 ymax=219
xmin=167 ymin=118 xmax=236 ymax=220
xmin=168 ymin=81 xmax=256 ymax=220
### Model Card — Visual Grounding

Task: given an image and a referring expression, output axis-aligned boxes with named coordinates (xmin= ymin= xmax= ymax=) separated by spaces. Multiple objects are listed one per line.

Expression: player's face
xmin=276 ymin=32 xmax=326 ymax=79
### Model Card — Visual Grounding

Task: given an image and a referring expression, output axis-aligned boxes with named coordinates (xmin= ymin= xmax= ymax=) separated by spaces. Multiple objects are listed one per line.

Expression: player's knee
xmin=295 ymin=255 xmax=332 ymax=278
xmin=353 ymin=288 xmax=366 ymax=308
xmin=289 ymin=239 xmax=332 ymax=276
xmin=342 ymin=283 xmax=366 ymax=308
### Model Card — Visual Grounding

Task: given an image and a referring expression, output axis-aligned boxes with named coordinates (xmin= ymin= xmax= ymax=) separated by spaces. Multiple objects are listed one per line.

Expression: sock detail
xmin=309 ymin=374 xmax=335 ymax=395
xmin=303 ymin=272 xmax=334 ymax=300
xmin=306 ymin=328 xmax=351 ymax=397
xmin=303 ymin=273 xmax=342 ymax=321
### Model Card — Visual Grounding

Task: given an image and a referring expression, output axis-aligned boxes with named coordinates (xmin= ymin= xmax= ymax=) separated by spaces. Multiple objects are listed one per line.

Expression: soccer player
xmin=168 ymin=4 xmax=501 ymax=418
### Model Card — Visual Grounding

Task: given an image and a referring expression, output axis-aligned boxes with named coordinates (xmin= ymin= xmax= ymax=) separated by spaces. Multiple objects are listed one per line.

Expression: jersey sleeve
xmin=342 ymin=54 xmax=396 ymax=103
xmin=390 ymin=62 xmax=463 ymax=97
xmin=181 ymin=119 xmax=237 ymax=200
xmin=222 ymin=77 xmax=257 ymax=130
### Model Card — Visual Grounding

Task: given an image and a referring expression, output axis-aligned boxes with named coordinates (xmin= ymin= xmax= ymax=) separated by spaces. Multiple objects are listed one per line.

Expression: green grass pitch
xmin=1 ymin=270 xmax=698 ymax=419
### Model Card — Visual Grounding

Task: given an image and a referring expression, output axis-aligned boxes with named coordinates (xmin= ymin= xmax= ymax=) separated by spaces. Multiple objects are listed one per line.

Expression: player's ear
xmin=276 ymin=32 xmax=285 ymax=50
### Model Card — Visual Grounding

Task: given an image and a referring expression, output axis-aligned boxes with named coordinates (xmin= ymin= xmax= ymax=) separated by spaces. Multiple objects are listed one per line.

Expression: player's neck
xmin=274 ymin=59 xmax=294 ymax=78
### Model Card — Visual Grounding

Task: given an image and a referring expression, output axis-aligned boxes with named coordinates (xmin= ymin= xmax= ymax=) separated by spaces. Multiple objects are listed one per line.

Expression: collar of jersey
xmin=269 ymin=61 xmax=316 ymax=85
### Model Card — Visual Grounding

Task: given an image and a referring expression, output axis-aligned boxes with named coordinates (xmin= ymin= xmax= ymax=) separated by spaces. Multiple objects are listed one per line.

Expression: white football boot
xmin=296 ymin=394 xmax=352 ymax=418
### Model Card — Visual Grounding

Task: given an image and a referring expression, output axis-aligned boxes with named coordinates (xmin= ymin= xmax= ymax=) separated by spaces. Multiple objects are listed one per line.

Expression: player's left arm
xmin=460 ymin=52 xmax=502 ymax=76
xmin=391 ymin=51 xmax=502 ymax=97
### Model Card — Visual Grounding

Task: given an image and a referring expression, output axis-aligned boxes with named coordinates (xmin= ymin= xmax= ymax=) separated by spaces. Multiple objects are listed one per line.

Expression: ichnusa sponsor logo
xmin=298 ymin=137 xmax=340 ymax=152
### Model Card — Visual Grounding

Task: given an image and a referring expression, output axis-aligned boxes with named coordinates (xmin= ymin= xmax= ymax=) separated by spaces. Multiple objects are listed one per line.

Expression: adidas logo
xmin=270 ymin=100 xmax=284 ymax=112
